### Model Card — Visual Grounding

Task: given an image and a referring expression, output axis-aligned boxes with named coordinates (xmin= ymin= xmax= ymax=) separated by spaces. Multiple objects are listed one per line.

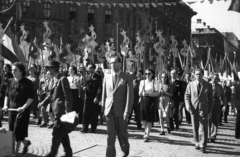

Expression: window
xmin=133 ymin=16 xmax=136 ymax=30
xmin=44 ymin=3 xmax=51 ymax=18
xmin=69 ymin=6 xmax=76 ymax=20
xmin=23 ymin=1 xmax=30 ymax=16
xmin=138 ymin=17 xmax=142 ymax=30
xmin=88 ymin=8 xmax=94 ymax=26
xmin=126 ymin=12 xmax=131 ymax=27
xmin=105 ymin=24 xmax=111 ymax=41
xmin=105 ymin=10 xmax=111 ymax=24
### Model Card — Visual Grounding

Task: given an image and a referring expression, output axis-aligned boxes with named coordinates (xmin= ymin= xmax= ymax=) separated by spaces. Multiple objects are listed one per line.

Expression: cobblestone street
xmin=2 ymin=115 xmax=240 ymax=157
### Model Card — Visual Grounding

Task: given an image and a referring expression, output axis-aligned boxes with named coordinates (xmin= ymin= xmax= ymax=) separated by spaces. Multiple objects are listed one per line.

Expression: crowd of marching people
xmin=0 ymin=56 xmax=239 ymax=156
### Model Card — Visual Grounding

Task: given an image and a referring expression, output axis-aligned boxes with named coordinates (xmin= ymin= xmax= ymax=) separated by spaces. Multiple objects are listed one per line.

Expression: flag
xmin=1 ymin=27 xmax=26 ymax=63
xmin=221 ymin=54 xmax=231 ymax=78
xmin=190 ymin=39 xmax=203 ymax=69
xmin=210 ymin=54 xmax=221 ymax=73
xmin=184 ymin=46 xmax=191 ymax=73
xmin=29 ymin=40 xmax=40 ymax=59
xmin=228 ymin=0 xmax=240 ymax=13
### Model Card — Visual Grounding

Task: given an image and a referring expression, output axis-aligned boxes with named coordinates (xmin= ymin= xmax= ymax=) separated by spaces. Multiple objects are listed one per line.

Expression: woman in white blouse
xmin=139 ymin=68 xmax=159 ymax=142
xmin=67 ymin=65 xmax=81 ymax=113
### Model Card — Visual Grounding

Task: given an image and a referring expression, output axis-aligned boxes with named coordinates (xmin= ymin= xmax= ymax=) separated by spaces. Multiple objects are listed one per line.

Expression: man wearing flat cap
xmin=42 ymin=61 xmax=73 ymax=157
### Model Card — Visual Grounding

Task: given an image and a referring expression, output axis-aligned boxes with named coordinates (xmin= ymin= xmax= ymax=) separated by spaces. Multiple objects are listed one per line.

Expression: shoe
xmin=91 ymin=130 xmax=96 ymax=133
xmin=167 ymin=128 xmax=171 ymax=134
xmin=175 ymin=126 xmax=179 ymax=130
xmin=36 ymin=118 xmax=42 ymax=125
xmin=48 ymin=124 xmax=54 ymax=129
xmin=144 ymin=137 xmax=149 ymax=142
xmin=200 ymin=148 xmax=206 ymax=153
xmin=195 ymin=145 xmax=200 ymax=150
xmin=22 ymin=140 xmax=31 ymax=155
xmin=159 ymin=131 xmax=165 ymax=135
xmin=80 ymin=129 xmax=88 ymax=133
xmin=209 ymin=138 xmax=215 ymax=143
xmin=40 ymin=123 xmax=48 ymax=128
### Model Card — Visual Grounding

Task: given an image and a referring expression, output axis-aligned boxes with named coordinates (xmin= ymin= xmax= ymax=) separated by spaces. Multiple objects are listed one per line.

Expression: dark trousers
xmin=191 ymin=108 xmax=208 ymax=149
xmin=209 ymin=100 xmax=221 ymax=140
xmin=49 ymin=118 xmax=72 ymax=156
xmin=78 ymin=98 xmax=84 ymax=124
xmin=179 ymin=103 xmax=184 ymax=125
xmin=170 ymin=101 xmax=180 ymax=130
xmin=0 ymin=109 xmax=3 ymax=127
xmin=223 ymin=104 xmax=230 ymax=122
xmin=235 ymin=110 xmax=240 ymax=138
xmin=185 ymin=107 xmax=191 ymax=123
xmin=128 ymin=102 xmax=141 ymax=129
xmin=82 ymin=99 xmax=100 ymax=131
xmin=106 ymin=108 xmax=129 ymax=157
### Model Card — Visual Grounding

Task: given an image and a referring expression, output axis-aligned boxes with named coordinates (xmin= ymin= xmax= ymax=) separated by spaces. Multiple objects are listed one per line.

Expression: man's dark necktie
xmin=113 ymin=74 xmax=117 ymax=88
xmin=197 ymin=83 xmax=201 ymax=95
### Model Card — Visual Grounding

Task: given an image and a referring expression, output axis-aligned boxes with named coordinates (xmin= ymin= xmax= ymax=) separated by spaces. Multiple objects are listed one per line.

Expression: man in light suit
xmin=102 ymin=53 xmax=134 ymax=157
xmin=42 ymin=61 xmax=73 ymax=157
xmin=185 ymin=68 xmax=213 ymax=153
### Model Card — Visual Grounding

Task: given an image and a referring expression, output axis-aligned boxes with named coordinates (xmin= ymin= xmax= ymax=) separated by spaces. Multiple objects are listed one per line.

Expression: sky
xmin=183 ymin=0 xmax=240 ymax=40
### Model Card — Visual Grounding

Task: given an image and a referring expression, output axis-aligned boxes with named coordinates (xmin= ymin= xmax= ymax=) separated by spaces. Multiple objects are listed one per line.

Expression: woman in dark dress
xmin=3 ymin=62 xmax=34 ymax=156
xmin=0 ymin=64 xmax=13 ymax=127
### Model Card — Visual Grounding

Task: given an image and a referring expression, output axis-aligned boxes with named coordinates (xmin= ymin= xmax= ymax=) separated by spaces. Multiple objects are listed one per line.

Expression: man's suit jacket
xmin=102 ymin=71 xmax=134 ymax=117
xmin=185 ymin=80 xmax=213 ymax=115
xmin=85 ymin=72 xmax=102 ymax=101
xmin=42 ymin=74 xmax=73 ymax=117
xmin=171 ymin=80 xmax=186 ymax=102
xmin=236 ymin=83 xmax=240 ymax=111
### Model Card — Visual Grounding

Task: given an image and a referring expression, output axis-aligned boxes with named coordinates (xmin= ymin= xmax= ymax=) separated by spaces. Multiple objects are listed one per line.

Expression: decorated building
xmin=192 ymin=27 xmax=240 ymax=69
xmin=0 ymin=0 xmax=196 ymax=72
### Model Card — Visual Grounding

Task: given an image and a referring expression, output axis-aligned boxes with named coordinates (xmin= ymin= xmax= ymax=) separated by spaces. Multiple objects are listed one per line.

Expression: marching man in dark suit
xmin=208 ymin=73 xmax=226 ymax=143
xmin=185 ymin=68 xmax=213 ymax=153
xmin=42 ymin=61 xmax=73 ymax=157
xmin=102 ymin=53 xmax=134 ymax=157
xmin=169 ymin=70 xmax=186 ymax=130
xmin=81 ymin=63 xmax=102 ymax=133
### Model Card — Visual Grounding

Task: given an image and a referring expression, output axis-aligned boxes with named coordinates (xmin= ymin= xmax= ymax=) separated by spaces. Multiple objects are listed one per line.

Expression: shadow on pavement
xmin=215 ymin=140 xmax=240 ymax=146
xmin=206 ymin=148 xmax=240 ymax=156
xmin=150 ymin=137 xmax=193 ymax=146
xmin=169 ymin=132 xmax=193 ymax=138
xmin=22 ymin=153 xmax=44 ymax=157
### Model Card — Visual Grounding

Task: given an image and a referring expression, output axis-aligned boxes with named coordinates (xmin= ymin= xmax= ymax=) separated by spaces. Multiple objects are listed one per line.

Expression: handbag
xmin=60 ymin=111 xmax=79 ymax=133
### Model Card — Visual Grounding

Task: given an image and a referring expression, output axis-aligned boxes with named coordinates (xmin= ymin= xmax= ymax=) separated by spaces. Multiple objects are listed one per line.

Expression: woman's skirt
xmin=140 ymin=96 xmax=156 ymax=122
xmin=9 ymin=108 xmax=30 ymax=141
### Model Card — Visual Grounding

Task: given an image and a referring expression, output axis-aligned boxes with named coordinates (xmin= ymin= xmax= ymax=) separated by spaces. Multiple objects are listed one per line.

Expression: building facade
xmin=0 ymin=0 xmax=196 ymax=69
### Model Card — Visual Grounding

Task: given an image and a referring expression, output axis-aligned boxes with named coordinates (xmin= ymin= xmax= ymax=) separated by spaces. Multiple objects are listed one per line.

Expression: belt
xmin=214 ymin=97 xmax=220 ymax=99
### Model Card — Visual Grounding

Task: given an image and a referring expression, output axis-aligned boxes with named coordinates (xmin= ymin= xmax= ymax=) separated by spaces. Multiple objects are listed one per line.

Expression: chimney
xmin=203 ymin=22 xmax=206 ymax=27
